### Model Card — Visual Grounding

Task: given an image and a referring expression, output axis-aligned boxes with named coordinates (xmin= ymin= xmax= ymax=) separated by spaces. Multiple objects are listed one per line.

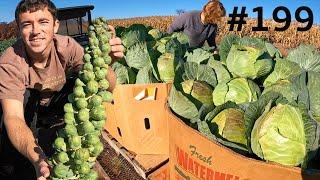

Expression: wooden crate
xmin=93 ymin=161 xmax=110 ymax=180
xmin=97 ymin=130 xmax=169 ymax=180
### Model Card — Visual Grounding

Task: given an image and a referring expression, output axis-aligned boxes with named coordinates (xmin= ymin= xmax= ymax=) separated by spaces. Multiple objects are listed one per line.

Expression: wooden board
xmin=100 ymin=130 xmax=169 ymax=179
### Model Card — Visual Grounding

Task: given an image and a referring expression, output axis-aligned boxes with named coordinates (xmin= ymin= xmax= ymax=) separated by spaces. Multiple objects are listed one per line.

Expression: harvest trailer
xmin=57 ymin=5 xmax=94 ymax=46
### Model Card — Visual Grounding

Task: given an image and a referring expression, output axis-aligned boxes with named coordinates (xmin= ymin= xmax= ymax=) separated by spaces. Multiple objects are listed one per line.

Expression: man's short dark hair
xmin=15 ymin=0 xmax=57 ymax=24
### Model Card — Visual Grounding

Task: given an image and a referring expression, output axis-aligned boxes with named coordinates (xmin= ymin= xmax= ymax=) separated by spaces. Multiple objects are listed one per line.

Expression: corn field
xmin=1 ymin=16 xmax=319 ymax=55
xmin=109 ymin=16 xmax=320 ymax=50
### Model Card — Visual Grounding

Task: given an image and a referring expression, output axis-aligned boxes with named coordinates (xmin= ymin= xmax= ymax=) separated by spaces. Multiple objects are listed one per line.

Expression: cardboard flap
xmin=134 ymin=87 xmax=157 ymax=101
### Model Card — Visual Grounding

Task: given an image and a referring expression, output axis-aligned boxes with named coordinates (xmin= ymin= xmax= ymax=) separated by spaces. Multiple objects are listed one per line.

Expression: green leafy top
xmin=287 ymin=44 xmax=320 ymax=73
xmin=121 ymin=24 xmax=149 ymax=48
xmin=185 ymin=48 xmax=212 ymax=64
xmin=125 ymin=42 xmax=151 ymax=70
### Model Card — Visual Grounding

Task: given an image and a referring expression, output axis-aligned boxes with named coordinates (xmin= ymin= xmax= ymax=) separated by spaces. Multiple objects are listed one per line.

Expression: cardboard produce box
xmin=167 ymin=105 xmax=320 ymax=180
xmin=104 ymin=83 xmax=171 ymax=155
xmin=148 ymin=161 xmax=170 ymax=180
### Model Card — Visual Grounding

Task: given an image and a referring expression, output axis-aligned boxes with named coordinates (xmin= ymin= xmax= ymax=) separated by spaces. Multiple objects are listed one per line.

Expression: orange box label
xmin=174 ymin=145 xmax=247 ymax=180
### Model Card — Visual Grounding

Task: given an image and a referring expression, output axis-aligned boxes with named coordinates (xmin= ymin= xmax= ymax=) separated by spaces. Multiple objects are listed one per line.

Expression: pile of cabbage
xmin=111 ymin=24 xmax=189 ymax=84
xmin=49 ymin=17 xmax=113 ymax=179
xmin=168 ymin=34 xmax=320 ymax=169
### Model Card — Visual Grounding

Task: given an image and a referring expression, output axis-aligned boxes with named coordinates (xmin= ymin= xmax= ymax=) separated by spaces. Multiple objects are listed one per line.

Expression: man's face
xmin=18 ymin=7 xmax=59 ymax=55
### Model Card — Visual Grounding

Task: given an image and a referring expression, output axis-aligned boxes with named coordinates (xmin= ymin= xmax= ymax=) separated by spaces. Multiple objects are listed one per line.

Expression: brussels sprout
xmin=92 ymin=38 xmax=99 ymax=47
xmin=75 ymin=98 xmax=88 ymax=110
xmin=84 ymin=134 xmax=100 ymax=146
xmin=84 ymin=53 xmax=91 ymax=63
xmin=93 ymin=67 xmax=101 ymax=72
xmin=88 ymin=31 xmax=96 ymax=39
xmin=98 ymin=90 xmax=113 ymax=102
xmin=101 ymin=67 xmax=108 ymax=75
xmin=64 ymin=103 xmax=74 ymax=113
xmin=87 ymin=157 xmax=97 ymax=164
xmin=53 ymin=164 xmax=69 ymax=178
xmin=75 ymin=78 xmax=86 ymax=87
xmin=95 ymin=70 xmax=106 ymax=81
xmin=90 ymin=130 xmax=101 ymax=137
xmin=97 ymin=26 xmax=107 ymax=33
xmin=94 ymin=18 xmax=102 ymax=25
xmin=81 ymin=170 xmax=98 ymax=180
xmin=91 ymin=120 xmax=105 ymax=131
xmin=103 ymin=55 xmax=112 ymax=65
xmin=85 ymin=80 xmax=99 ymax=94
xmin=90 ymin=107 xmax=106 ymax=121
xmin=88 ymin=25 xmax=95 ymax=31
xmin=83 ymin=63 xmax=94 ymax=71
xmin=93 ymin=57 xmax=105 ymax=67
xmin=77 ymin=121 xmax=95 ymax=136
xmin=89 ymin=39 xmax=97 ymax=49
xmin=90 ymin=141 xmax=104 ymax=157
xmin=97 ymin=32 xmax=107 ymax=40
xmin=68 ymin=136 xmax=82 ymax=150
xmin=99 ymin=79 xmax=109 ymax=90
xmin=74 ymin=148 xmax=90 ymax=164
xmin=54 ymin=151 xmax=69 ymax=164
xmin=84 ymin=46 xmax=91 ymax=52
xmin=102 ymin=64 xmax=109 ymax=70
xmin=100 ymin=17 xmax=107 ymax=24
xmin=99 ymin=33 xmax=111 ymax=43
xmin=80 ymin=71 xmax=95 ymax=83
xmin=64 ymin=112 xmax=75 ymax=124
xmin=76 ymin=109 xmax=90 ymax=123
xmin=76 ymin=162 xmax=91 ymax=175
xmin=74 ymin=86 xmax=86 ymax=98
xmin=53 ymin=137 xmax=67 ymax=152
xmin=89 ymin=95 xmax=103 ymax=108
xmin=64 ymin=124 xmax=78 ymax=136
xmin=92 ymin=48 xmax=102 ymax=58
xmin=101 ymin=44 xmax=111 ymax=53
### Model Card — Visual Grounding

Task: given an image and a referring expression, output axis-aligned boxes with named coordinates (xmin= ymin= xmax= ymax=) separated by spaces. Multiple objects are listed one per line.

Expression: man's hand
xmin=1 ymin=99 xmax=50 ymax=179
xmin=108 ymin=25 xmax=124 ymax=61
xmin=33 ymin=159 xmax=50 ymax=180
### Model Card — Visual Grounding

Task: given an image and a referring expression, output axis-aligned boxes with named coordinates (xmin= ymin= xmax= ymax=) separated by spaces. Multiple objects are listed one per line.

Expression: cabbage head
xmin=262 ymin=80 xmax=298 ymax=103
xmin=226 ymin=44 xmax=273 ymax=79
xmin=157 ymin=53 xmax=176 ymax=83
xmin=251 ymin=104 xmax=306 ymax=166
xmin=148 ymin=29 xmax=163 ymax=40
xmin=308 ymin=71 xmax=320 ymax=122
xmin=212 ymin=78 xmax=260 ymax=106
xmin=181 ymin=80 xmax=213 ymax=106
xmin=210 ymin=108 xmax=246 ymax=147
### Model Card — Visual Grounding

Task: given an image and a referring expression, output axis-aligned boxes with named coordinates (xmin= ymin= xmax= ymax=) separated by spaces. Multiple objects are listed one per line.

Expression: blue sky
xmin=0 ymin=0 xmax=319 ymax=24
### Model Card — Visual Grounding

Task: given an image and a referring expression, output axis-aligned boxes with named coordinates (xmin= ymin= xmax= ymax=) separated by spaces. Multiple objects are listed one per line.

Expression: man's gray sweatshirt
xmin=168 ymin=10 xmax=217 ymax=49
